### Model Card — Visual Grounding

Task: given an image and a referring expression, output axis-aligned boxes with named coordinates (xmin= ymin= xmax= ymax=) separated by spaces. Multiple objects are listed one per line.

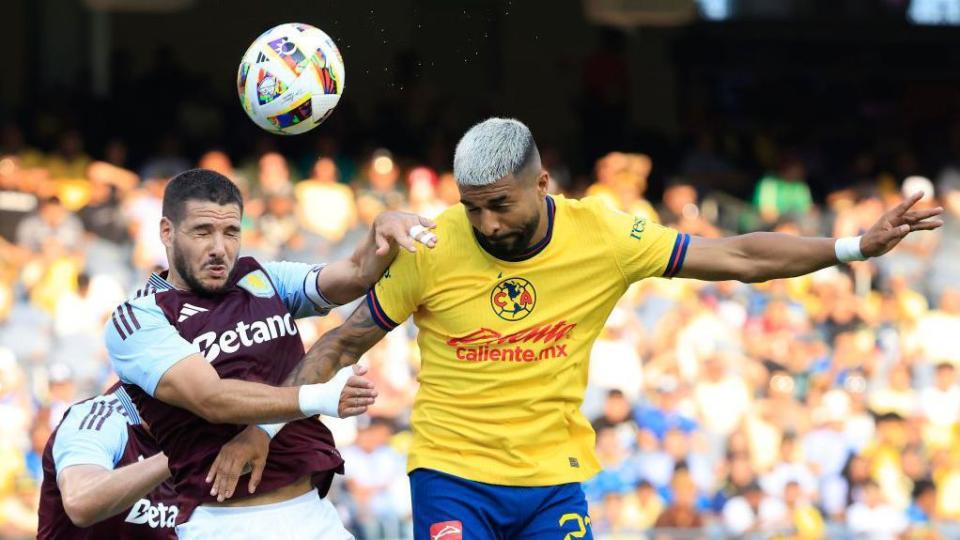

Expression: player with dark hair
xmin=105 ymin=168 xmax=436 ymax=539
xmin=205 ymin=117 xmax=942 ymax=539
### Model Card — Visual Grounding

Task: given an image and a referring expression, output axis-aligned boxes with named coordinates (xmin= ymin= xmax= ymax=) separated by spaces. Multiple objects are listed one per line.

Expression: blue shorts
xmin=409 ymin=468 xmax=593 ymax=540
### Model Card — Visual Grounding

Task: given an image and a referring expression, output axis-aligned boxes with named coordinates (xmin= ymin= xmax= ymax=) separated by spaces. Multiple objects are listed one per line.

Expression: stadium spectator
xmin=15 ymin=197 xmax=83 ymax=255
xmin=846 ymin=479 xmax=908 ymax=539
xmin=721 ymin=480 xmax=789 ymax=538
xmin=340 ymin=417 xmax=409 ymax=540
xmin=753 ymin=155 xmax=813 ymax=226
xmin=296 ymin=157 xmax=357 ymax=242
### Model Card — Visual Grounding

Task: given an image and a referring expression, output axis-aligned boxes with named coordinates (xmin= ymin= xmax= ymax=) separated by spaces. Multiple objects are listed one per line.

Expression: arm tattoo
xmin=284 ymin=300 xmax=386 ymax=386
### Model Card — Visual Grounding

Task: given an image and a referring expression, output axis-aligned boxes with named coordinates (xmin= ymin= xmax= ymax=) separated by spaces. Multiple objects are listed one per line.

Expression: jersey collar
xmin=148 ymin=271 xmax=174 ymax=291
xmin=474 ymin=195 xmax=556 ymax=263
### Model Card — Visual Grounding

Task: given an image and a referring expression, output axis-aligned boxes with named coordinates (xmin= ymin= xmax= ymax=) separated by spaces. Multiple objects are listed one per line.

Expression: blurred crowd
xmin=1 ymin=122 xmax=960 ymax=540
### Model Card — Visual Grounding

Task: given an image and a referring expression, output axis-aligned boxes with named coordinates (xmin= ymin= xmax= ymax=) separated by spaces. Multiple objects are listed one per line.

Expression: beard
xmin=172 ymin=243 xmax=236 ymax=297
xmin=478 ymin=210 xmax=541 ymax=259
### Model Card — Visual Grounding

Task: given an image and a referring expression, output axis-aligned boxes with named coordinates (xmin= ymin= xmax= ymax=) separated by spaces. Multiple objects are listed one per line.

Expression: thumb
xmin=248 ymin=459 xmax=265 ymax=494
xmin=352 ymin=363 xmax=368 ymax=376
xmin=419 ymin=216 xmax=437 ymax=229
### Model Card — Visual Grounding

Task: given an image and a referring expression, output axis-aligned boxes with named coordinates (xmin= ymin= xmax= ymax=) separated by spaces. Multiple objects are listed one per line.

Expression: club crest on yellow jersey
xmin=490 ymin=277 xmax=536 ymax=321
xmin=237 ymin=270 xmax=275 ymax=298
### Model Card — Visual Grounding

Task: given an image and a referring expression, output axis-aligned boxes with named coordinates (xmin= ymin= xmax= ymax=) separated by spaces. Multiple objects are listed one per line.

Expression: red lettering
xmin=489 ymin=348 xmax=500 ymax=361
xmin=523 ymin=349 xmax=535 ymax=362
xmin=493 ymin=292 xmax=507 ymax=308
xmin=447 ymin=328 xmax=502 ymax=346
xmin=521 ymin=322 xmax=576 ymax=344
xmin=519 ymin=291 xmax=533 ymax=305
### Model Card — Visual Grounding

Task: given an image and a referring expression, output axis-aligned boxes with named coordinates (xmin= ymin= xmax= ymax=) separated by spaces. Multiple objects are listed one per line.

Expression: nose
xmin=209 ymin=231 xmax=227 ymax=259
xmin=478 ymin=209 xmax=501 ymax=238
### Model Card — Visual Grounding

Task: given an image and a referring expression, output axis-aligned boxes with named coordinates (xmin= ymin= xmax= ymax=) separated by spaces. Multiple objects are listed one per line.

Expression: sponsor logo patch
xmin=430 ymin=521 xmax=462 ymax=540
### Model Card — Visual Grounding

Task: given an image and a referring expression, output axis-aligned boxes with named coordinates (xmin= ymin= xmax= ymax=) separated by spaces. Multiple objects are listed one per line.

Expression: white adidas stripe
xmin=178 ymin=303 xmax=209 ymax=322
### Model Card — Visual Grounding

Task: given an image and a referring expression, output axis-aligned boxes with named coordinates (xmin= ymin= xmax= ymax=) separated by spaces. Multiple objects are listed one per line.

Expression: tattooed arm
xmin=206 ymin=301 xmax=389 ymax=499
xmin=283 ymin=300 xmax=388 ymax=386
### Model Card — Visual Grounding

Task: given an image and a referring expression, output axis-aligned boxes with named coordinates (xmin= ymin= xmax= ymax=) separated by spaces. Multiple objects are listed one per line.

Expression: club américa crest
xmin=490 ymin=277 xmax=536 ymax=321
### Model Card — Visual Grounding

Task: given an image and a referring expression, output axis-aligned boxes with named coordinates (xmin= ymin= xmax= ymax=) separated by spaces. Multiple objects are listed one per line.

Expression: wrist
xmin=834 ymin=235 xmax=866 ymax=263
xmin=297 ymin=367 xmax=352 ymax=418
xmin=256 ymin=422 xmax=286 ymax=439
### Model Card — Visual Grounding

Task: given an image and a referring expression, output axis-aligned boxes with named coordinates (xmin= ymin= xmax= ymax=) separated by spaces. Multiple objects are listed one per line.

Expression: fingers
xmin=892 ymin=192 xmax=924 ymax=216
xmin=206 ymin=453 xmax=223 ymax=485
xmin=248 ymin=459 xmax=266 ymax=494
xmin=395 ymin=231 xmax=418 ymax=253
xmin=901 ymin=207 xmax=944 ymax=224
xmin=215 ymin=466 xmax=240 ymax=502
xmin=345 ymin=375 xmax=376 ymax=391
xmin=910 ymin=220 xmax=944 ymax=231
xmin=374 ymin=232 xmax=390 ymax=257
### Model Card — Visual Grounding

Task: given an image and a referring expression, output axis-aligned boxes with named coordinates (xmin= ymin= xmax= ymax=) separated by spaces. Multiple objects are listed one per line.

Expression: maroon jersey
xmin=105 ymin=257 xmax=342 ymax=524
xmin=38 ymin=385 xmax=178 ymax=540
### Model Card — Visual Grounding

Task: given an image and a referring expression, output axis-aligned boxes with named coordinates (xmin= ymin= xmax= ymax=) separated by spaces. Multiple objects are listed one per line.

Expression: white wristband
xmin=297 ymin=367 xmax=353 ymax=418
xmin=835 ymin=235 xmax=866 ymax=263
xmin=256 ymin=422 xmax=285 ymax=439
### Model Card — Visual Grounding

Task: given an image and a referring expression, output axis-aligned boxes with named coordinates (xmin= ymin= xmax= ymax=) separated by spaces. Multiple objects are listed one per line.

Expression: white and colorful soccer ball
xmin=237 ymin=23 xmax=345 ymax=135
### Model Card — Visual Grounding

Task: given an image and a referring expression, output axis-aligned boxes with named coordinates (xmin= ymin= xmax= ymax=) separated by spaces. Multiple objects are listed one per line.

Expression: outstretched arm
xmin=315 ymin=211 xmax=436 ymax=305
xmin=676 ymin=192 xmax=943 ymax=283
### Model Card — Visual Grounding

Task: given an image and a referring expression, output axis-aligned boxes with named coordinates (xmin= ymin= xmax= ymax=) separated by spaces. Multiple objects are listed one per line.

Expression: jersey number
xmin=559 ymin=513 xmax=591 ymax=540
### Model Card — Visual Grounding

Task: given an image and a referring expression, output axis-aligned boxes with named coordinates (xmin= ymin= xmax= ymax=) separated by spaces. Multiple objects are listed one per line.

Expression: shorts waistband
xmin=193 ymin=489 xmax=319 ymax=515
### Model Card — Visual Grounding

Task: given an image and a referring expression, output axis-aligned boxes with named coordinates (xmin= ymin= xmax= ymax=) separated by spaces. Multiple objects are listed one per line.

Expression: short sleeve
xmin=52 ymin=397 xmax=129 ymax=475
xmin=105 ymin=296 xmax=200 ymax=397
xmin=592 ymin=199 xmax=688 ymax=284
xmin=262 ymin=260 xmax=336 ymax=318
xmin=367 ymin=248 xmax=423 ymax=332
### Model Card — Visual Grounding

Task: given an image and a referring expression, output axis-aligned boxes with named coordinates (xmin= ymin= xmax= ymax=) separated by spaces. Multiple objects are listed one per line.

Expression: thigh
xmin=514 ymin=483 xmax=593 ymax=540
xmin=409 ymin=469 xmax=500 ymax=540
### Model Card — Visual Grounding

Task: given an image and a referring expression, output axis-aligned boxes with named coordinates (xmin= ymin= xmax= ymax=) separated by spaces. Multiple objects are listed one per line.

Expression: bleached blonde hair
xmin=453 ymin=118 xmax=538 ymax=187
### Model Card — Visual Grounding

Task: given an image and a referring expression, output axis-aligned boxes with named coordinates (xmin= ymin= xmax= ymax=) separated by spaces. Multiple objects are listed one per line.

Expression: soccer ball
xmin=236 ymin=23 xmax=345 ymax=135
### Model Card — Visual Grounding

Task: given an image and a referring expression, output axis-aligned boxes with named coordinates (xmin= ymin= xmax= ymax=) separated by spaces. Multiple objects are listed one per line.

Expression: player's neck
xmin=164 ymin=268 xmax=190 ymax=291
xmin=525 ymin=197 xmax=551 ymax=248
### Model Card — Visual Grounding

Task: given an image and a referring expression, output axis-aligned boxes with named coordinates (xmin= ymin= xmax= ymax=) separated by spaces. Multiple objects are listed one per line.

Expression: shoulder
xmin=556 ymin=195 xmax=624 ymax=228
xmin=105 ymin=292 xmax=178 ymax=348
xmin=56 ymin=392 xmax=131 ymax=438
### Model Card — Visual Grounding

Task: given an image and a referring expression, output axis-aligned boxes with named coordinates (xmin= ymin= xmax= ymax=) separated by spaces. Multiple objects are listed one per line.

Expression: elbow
xmin=62 ymin=495 xmax=98 ymax=528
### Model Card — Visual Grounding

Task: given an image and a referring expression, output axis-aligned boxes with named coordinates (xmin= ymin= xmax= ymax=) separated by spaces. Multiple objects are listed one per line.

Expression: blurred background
xmin=4 ymin=0 xmax=960 ymax=538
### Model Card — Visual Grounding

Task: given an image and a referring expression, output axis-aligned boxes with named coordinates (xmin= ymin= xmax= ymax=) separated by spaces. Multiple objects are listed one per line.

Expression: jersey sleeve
xmin=366 ymin=248 xmax=424 ymax=332
xmin=105 ymin=295 xmax=200 ymax=397
xmin=262 ymin=261 xmax=336 ymax=318
xmin=591 ymin=199 xmax=689 ymax=284
xmin=52 ymin=397 xmax=129 ymax=475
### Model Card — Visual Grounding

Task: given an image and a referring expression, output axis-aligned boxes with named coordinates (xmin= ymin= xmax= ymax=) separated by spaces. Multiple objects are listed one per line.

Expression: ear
xmin=159 ymin=217 xmax=174 ymax=248
xmin=536 ymin=169 xmax=550 ymax=196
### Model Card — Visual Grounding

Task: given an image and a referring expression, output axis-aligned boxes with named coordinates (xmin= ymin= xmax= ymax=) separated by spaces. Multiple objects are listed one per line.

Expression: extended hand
xmin=205 ymin=424 xmax=270 ymax=502
xmin=372 ymin=211 xmax=437 ymax=255
xmin=860 ymin=192 xmax=943 ymax=258
xmin=338 ymin=364 xmax=378 ymax=417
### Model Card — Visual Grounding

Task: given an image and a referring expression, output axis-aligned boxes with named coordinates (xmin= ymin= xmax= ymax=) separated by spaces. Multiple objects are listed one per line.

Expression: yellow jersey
xmin=366 ymin=195 xmax=688 ymax=486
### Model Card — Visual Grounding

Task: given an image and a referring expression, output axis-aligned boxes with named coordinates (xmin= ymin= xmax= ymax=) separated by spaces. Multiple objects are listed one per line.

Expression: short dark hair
xmin=162 ymin=169 xmax=243 ymax=224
